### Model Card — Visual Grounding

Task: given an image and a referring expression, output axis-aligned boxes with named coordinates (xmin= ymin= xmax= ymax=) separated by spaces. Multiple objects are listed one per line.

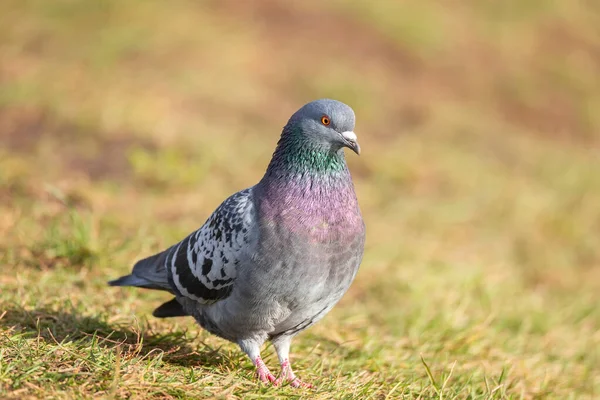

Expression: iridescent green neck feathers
xmin=264 ymin=129 xmax=348 ymax=178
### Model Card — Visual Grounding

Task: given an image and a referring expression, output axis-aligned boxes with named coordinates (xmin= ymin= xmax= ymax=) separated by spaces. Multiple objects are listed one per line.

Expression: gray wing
xmin=165 ymin=187 xmax=255 ymax=304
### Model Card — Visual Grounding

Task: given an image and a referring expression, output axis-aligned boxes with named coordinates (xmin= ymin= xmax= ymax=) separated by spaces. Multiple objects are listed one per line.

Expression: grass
xmin=1 ymin=0 xmax=599 ymax=398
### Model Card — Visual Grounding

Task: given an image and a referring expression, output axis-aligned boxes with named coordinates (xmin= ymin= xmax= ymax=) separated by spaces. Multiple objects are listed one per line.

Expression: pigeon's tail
xmin=152 ymin=297 xmax=189 ymax=318
xmin=108 ymin=274 xmax=165 ymax=290
xmin=109 ymin=249 xmax=190 ymax=318
xmin=108 ymin=249 xmax=172 ymax=292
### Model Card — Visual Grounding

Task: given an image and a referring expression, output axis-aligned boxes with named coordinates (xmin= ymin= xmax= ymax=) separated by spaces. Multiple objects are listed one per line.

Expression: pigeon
xmin=109 ymin=99 xmax=365 ymax=388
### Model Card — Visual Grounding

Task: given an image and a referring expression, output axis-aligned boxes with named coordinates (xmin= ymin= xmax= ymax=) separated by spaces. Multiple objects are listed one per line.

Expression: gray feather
xmin=109 ymin=249 xmax=172 ymax=292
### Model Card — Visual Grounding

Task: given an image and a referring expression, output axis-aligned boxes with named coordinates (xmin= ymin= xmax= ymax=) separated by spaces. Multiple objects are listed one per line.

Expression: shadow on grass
xmin=0 ymin=304 xmax=233 ymax=369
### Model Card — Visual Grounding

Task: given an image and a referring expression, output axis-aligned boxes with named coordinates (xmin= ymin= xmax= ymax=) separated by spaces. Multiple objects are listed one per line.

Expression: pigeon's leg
xmin=272 ymin=336 xmax=314 ymax=388
xmin=239 ymin=339 xmax=277 ymax=385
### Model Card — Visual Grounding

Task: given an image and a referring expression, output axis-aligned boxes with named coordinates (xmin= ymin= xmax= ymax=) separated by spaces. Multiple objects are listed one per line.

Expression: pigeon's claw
xmin=257 ymin=370 xmax=278 ymax=385
xmin=288 ymin=377 xmax=314 ymax=389
xmin=276 ymin=359 xmax=314 ymax=389
xmin=255 ymin=356 xmax=278 ymax=385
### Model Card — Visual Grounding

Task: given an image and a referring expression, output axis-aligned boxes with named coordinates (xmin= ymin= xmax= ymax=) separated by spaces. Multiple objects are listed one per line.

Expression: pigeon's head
xmin=285 ymin=99 xmax=360 ymax=155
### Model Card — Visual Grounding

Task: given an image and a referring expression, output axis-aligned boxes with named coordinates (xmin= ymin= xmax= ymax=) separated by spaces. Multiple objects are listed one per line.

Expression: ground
xmin=1 ymin=1 xmax=599 ymax=399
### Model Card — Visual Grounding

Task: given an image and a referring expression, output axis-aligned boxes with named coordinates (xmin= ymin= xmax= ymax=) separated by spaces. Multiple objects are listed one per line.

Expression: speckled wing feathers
xmin=165 ymin=188 xmax=254 ymax=304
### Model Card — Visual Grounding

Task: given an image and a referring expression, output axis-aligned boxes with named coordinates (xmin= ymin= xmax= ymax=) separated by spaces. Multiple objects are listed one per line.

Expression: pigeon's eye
xmin=321 ymin=116 xmax=331 ymax=126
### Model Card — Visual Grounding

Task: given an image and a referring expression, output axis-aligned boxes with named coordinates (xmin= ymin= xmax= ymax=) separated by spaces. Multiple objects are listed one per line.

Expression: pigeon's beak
xmin=341 ymin=131 xmax=361 ymax=155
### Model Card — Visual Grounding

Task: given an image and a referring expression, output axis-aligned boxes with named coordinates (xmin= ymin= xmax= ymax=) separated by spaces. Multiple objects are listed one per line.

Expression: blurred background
xmin=1 ymin=0 xmax=599 ymax=398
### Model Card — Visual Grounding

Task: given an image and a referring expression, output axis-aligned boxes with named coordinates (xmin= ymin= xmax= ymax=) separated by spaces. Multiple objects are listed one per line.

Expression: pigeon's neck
xmin=257 ymin=132 xmax=362 ymax=242
xmin=263 ymin=130 xmax=349 ymax=179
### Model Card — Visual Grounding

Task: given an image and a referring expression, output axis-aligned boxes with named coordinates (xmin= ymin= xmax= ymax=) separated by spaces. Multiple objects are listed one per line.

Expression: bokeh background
xmin=1 ymin=1 xmax=599 ymax=398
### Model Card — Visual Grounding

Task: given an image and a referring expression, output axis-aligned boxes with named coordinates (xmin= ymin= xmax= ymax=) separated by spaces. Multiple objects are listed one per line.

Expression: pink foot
xmin=276 ymin=359 xmax=314 ymax=389
xmin=288 ymin=377 xmax=314 ymax=389
xmin=255 ymin=356 xmax=277 ymax=385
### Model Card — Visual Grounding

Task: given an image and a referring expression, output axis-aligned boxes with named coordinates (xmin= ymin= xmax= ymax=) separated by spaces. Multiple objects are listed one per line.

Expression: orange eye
xmin=321 ymin=115 xmax=331 ymax=126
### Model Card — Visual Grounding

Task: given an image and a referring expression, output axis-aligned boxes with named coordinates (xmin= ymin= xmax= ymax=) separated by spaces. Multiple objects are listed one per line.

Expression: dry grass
xmin=1 ymin=0 xmax=599 ymax=398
